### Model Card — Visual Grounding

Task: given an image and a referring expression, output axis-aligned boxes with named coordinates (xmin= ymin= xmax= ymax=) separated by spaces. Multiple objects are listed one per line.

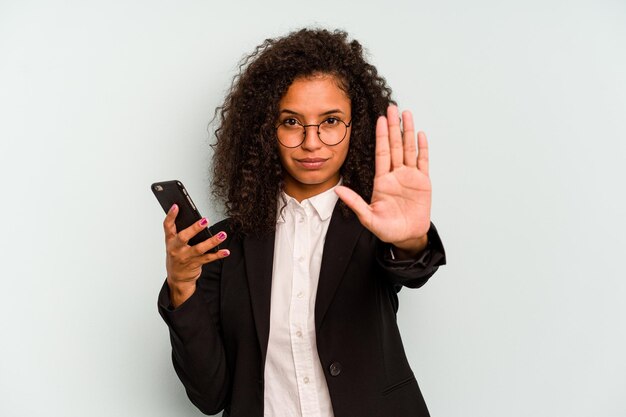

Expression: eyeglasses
xmin=276 ymin=117 xmax=352 ymax=148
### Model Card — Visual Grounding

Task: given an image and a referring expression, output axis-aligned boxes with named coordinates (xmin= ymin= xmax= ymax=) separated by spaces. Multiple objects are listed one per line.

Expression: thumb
xmin=334 ymin=186 xmax=372 ymax=229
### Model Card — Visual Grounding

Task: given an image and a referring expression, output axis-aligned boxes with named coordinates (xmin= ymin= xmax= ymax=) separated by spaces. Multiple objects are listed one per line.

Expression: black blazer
xmin=158 ymin=203 xmax=446 ymax=417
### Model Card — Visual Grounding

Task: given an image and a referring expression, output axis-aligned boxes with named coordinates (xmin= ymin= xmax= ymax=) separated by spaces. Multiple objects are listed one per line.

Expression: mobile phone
xmin=151 ymin=180 xmax=217 ymax=252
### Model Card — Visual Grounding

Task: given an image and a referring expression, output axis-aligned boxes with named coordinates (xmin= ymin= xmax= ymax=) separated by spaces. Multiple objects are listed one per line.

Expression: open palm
xmin=335 ymin=106 xmax=432 ymax=253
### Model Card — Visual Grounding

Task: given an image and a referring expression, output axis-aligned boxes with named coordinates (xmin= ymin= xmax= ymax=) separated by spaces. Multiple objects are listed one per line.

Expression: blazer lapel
xmin=243 ymin=232 xmax=275 ymax=362
xmin=315 ymin=204 xmax=365 ymax=330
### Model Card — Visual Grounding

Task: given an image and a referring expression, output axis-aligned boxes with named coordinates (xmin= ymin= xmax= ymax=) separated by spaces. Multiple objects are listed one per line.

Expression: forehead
xmin=279 ymin=75 xmax=351 ymax=114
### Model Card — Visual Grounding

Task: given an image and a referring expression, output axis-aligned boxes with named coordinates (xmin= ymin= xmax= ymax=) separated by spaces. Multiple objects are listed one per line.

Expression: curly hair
xmin=212 ymin=28 xmax=394 ymax=236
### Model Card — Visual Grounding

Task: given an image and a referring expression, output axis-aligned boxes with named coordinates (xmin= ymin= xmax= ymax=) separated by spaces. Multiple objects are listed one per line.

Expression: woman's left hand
xmin=335 ymin=105 xmax=432 ymax=257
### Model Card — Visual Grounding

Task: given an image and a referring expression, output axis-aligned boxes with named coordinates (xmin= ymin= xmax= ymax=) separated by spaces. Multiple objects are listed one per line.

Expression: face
xmin=276 ymin=74 xmax=351 ymax=201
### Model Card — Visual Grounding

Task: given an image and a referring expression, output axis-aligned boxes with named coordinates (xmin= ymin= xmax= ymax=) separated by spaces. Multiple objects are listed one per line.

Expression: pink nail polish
xmin=169 ymin=204 xmax=177 ymax=213
xmin=217 ymin=232 xmax=226 ymax=240
xmin=199 ymin=218 xmax=208 ymax=226
xmin=222 ymin=249 xmax=230 ymax=257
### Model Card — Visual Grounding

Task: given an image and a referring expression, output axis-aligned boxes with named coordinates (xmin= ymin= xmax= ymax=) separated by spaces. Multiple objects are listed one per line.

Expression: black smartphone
xmin=151 ymin=180 xmax=217 ymax=252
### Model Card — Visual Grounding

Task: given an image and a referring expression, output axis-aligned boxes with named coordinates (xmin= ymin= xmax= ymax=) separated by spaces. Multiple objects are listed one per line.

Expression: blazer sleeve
xmin=157 ymin=236 xmax=230 ymax=415
xmin=376 ymin=222 xmax=446 ymax=289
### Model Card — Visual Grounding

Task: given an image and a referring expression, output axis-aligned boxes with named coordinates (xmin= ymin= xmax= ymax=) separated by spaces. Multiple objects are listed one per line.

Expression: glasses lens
xmin=318 ymin=119 xmax=347 ymax=145
xmin=277 ymin=121 xmax=304 ymax=147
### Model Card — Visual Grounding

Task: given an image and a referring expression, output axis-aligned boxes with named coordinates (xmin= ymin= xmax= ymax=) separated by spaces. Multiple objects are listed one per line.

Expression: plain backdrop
xmin=1 ymin=1 xmax=625 ymax=416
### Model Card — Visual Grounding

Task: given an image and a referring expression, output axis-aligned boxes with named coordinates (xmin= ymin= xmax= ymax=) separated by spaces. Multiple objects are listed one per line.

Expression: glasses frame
xmin=275 ymin=118 xmax=352 ymax=148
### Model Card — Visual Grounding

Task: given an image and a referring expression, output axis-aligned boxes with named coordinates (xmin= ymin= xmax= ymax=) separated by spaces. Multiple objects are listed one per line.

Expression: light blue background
xmin=1 ymin=0 xmax=625 ymax=416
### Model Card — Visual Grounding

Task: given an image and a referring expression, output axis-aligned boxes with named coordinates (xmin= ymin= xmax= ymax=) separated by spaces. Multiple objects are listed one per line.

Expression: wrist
xmin=166 ymin=278 xmax=197 ymax=308
xmin=391 ymin=235 xmax=428 ymax=260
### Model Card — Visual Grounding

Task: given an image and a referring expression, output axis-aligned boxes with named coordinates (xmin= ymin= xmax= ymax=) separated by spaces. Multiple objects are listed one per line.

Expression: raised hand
xmin=335 ymin=105 xmax=432 ymax=256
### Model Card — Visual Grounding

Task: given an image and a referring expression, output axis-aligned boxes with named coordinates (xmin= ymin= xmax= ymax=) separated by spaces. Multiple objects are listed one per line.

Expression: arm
xmin=158 ymin=259 xmax=231 ymax=414
xmin=158 ymin=210 xmax=232 ymax=414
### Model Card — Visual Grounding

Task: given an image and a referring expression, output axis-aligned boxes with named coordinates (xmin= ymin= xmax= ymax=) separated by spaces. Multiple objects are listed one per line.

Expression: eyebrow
xmin=279 ymin=109 xmax=346 ymax=117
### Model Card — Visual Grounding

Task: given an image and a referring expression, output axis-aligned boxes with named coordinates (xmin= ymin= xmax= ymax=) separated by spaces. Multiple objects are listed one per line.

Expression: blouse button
xmin=329 ymin=362 xmax=342 ymax=377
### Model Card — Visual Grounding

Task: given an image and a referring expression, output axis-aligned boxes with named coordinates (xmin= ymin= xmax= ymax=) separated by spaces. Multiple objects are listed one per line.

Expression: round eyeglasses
xmin=276 ymin=117 xmax=352 ymax=148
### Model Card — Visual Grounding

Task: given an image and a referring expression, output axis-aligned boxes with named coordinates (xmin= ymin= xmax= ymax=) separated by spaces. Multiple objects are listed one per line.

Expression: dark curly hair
xmin=212 ymin=28 xmax=394 ymax=236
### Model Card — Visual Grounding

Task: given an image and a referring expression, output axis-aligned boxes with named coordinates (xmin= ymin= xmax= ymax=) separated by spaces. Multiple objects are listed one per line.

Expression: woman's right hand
xmin=163 ymin=204 xmax=230 ymax=307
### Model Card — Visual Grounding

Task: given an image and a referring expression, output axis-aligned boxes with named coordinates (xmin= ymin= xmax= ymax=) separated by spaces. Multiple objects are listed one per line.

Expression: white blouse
xmin=263 ymin=185 xmax=339 ymax=417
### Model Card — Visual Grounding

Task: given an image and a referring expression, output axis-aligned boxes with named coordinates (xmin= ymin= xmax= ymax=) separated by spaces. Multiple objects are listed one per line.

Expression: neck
xmin=282 ymin=176 xmax=340 ymax=202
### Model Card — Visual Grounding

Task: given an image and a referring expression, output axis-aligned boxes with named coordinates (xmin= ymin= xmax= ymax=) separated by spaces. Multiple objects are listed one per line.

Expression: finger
xmin=163 ymin=204 xmax=178 ymax=240
xmin=417 ymin=131 xmax=429 ymax=175
xmin=375 ymin=116 xmax=390 ymax=177
xmin=178 ymin=217 xmax=210 ymax=245
xmin=387 ymin=105 xmax=403 ymax=169
xmin=401 ymin=111 xmax=417 ymax=168
xmin=198 ymin=248 xmax=231 ymax=265
xmin=192 ymin=230 xmax=228 ymax=255
xmin=334 ymin=186 xmax=372 ymax=229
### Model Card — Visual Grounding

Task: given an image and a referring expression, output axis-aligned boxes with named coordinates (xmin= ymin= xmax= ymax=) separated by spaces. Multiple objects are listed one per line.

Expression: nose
xmin=301 ymin=125 xmax=323 ymax=150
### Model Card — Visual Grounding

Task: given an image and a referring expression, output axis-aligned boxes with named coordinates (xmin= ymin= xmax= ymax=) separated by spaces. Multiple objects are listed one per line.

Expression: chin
xmin=293 ymin=172 xmax=332 ymax=185
xmin=285 ymin=168 xmax=339 ymax=189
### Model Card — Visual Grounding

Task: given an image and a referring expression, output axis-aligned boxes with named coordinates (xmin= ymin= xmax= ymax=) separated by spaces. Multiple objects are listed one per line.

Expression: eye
xmin=323 ymin=117 xmax=340 ymax=126
xmin=282 ymin=118 xmax=299 ymax=127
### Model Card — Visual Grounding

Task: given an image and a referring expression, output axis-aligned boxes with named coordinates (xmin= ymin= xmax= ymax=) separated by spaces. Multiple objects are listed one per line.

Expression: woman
xmin=158 ymin=28 xmax=446 ymax=417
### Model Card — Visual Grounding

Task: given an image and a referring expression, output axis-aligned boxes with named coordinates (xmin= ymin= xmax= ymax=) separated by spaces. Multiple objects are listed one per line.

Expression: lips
xmin=295 ymin=157 xmax=329 ymax=169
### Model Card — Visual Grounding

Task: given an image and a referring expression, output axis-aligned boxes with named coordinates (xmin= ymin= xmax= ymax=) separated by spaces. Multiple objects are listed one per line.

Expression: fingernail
xmin=217 ymin=231 xmax=227 ymax=240
xmin=199 ymin=218 xmax=208 ymax=226
xmin=221 ymin=249 xmax=230 ymax=257
xmin=169 ymin=204 xmax=177 ymax=213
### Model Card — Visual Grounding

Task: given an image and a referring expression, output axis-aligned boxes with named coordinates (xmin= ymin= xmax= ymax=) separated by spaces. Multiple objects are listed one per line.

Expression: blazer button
xmin=329 ymin=362 xmax=342 ymax=377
